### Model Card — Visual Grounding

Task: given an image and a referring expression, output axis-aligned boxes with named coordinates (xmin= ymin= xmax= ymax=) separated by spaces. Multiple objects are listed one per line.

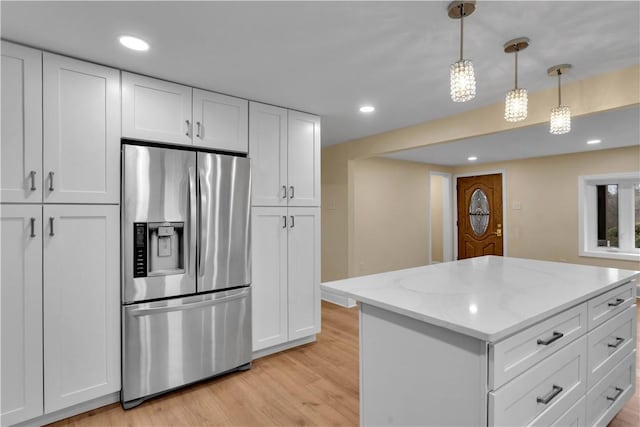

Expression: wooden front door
xmin=457 ymin=173 xmax=503 ymax=259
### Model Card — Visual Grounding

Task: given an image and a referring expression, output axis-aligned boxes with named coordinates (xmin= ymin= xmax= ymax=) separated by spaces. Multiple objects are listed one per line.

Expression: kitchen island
xmin=321 ymin=256 xmax=638 ymax=426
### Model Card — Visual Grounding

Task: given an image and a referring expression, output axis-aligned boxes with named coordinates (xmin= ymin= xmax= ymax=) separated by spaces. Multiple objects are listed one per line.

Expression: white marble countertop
xmin=321 ymin=256 xmax=639 ymax=342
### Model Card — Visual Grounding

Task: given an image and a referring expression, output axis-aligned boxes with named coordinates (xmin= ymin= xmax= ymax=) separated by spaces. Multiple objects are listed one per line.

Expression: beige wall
xmin=321 ymin=66 xmax=640 ymax=281
xmin=451 ymin=146 xmax=640 ymax=271
xmin=430 ymin=175 xmax=444 ymax=263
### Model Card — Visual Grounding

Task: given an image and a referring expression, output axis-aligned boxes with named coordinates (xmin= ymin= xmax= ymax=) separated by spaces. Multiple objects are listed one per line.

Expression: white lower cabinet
xmin=1 ymin=205 xmax=43 ymax=426
xmin=0 ymin=204 xmax=120 ymax=425
xmin=251 ymin=207 xmax=320 ymax=353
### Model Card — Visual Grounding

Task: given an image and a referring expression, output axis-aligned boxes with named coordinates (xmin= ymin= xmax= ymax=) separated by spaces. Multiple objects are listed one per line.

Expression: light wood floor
xmin=50 ymin=303 xmax=639 ymax=426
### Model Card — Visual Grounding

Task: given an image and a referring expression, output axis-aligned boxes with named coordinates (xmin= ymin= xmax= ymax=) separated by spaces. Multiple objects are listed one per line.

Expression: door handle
xmin=49 ymin=217 xmax=55 ymax=236
xmin=606 ymin=387 xmax=624 ymax=402
xmin=196 ymin=121 xmax=201 ymax=138
xmin=289 ymin=185 xmax=294 ymax=199
xmin=30 ymin=217 xmax=36 ymax=238
xmin=188 ymin=167 xmax=196 ymax=276
xmin=607 ymin=337 xmax=625 ymax=349
xmin=130 ymin=290 xmax=249 ymax=317
xmin=537 ymin=331 xmax=563 ymax=345
xmin=185 ymin=120 xmax=191 ymax=137
xmin=48 ymin=171 xmax=55 ymax=192
xmin=536 ymin=385 xmax=563 ymax=404
xmin=607 ymin=298 xmax=625 ymax=307
xmin=198 ymin=169 xmax=207 ymax=276
xmin=282 ymin=215 xmax=287 ymax=229
xmin=29 ymin=170 xmax=37 ymax=191
xmin=290 ymin=215 xmax=294 ymax=228
xmin=282 ymin=185 xmax=287 ymax=199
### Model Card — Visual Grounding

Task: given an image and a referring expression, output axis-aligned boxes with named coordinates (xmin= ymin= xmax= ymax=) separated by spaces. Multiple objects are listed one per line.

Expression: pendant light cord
xmin=557 ymin=70 xmax=562 ymax=106
xmin=514 ymin=48 xmax=519 ymax=89
xmin=459 ymin=4 xmax=464 ymax=61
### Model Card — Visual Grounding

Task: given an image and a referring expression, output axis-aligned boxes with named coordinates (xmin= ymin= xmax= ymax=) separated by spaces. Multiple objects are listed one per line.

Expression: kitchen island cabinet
xmin=321 ymin=256 xmax=638 ymax=426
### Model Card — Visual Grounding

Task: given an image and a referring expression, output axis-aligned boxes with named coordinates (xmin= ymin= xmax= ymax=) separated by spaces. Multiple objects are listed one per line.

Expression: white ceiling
xmin=1 ymin=1 xmax=639 ymax=148
xmin=383 ymin=105 xmax=640 ymax=166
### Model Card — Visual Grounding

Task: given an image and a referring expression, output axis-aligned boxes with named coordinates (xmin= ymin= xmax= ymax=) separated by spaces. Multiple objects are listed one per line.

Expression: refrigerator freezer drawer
xmin=122 ymin=287 xmax=251 ymax=405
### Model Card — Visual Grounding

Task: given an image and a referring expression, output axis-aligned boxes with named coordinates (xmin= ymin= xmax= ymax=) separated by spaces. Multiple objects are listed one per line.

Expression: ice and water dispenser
xmin=133 ymin=222 xmax=185 ymax=278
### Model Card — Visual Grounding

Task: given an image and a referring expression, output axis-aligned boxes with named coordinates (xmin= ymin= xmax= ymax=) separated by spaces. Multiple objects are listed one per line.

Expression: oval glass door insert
xmin=469 ymin=189 xmax=489 ymax=235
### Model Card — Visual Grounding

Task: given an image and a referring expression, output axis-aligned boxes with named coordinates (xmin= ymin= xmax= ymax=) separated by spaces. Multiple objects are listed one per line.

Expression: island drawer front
xmin=488 ymin=335 xmax=587 ymax=427
xmin=587 ymin=280 xmax=635 ymax=330
xmin=585 ymin=349 xmax=636 ymax=427
xmin=489 ymin=303 xmax=587 ymax=390
xmin=541 ymin=395 xmax=586 ymax=427
xmin=587 ymin=304 xmax=636 ymax=390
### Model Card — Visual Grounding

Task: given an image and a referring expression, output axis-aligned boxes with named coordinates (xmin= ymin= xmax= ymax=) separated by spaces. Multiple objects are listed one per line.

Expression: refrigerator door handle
xmin=188 ymin=167 xmax=197 ymax=277
xmin=198 ymin=168 xmax=207 ymax=276
xmin=129 ymin=290 xmax=249 ymax=317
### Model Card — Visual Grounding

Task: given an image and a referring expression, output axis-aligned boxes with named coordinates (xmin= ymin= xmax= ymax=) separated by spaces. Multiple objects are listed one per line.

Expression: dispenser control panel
xmin=133 ymin=223 xmax=147 ymax=278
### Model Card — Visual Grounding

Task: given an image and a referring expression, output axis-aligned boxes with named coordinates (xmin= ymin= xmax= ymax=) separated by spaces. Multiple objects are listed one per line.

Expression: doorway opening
xmin=429 ymin=172 xmax=453 ymax=264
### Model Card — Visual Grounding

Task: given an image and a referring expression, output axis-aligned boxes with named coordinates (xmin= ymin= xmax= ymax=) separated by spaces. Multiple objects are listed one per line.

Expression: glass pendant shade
xmin=549 ymin=105 xmax=571 ymax=134
xmin=504 ymin=88 xmax=528 ymax=122
xmin=450 ymin=59 xmax=476 ymax=102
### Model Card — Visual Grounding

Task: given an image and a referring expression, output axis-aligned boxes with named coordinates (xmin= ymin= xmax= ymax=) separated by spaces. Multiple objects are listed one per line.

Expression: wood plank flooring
xmin=49 ymin=303 xmax=639 ymax=426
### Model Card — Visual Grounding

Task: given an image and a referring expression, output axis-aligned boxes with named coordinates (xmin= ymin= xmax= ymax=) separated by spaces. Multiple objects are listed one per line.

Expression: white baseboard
xmin=321 ymin=289 xmax=356 ymax=308
xmin=14 ymin=392 xmax=119 ymax=427
xmin=252 ymin=335 xmax=316 ymax=360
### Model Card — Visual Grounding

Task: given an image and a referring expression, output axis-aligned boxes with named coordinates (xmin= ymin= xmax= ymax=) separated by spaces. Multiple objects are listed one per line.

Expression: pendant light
xmin=547 ymin=64 xmax=572 ymax=134
xmin=448 ymin=1 xmax=476 ymax=103
xmin=503 ymin=37 xmax=529 ymax=122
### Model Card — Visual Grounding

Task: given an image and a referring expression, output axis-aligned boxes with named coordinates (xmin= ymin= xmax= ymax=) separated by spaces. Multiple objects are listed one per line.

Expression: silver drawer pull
xmin=48 ymin=171 xmax=55 ymax=191
xmin=607 ymin=298 xmax=624 ymax=307
xmin=29 ymin=170 xmax=37 ymax=191
xmin=49 ymin=217 xmax=55 ymax=236
xmin=537 ymin=331 xmax=563 ymax=346
xmin=536 ymin=384 xmax=563 ymax=405
xmin=289 ymin=185 xmax=294 ymax=199
xmin=185 ymin=120 xmax=191 ymax=137
xmin=290 ymin=215 xmax=295 ymax=228
xmin=282 ymin=215 xmax=287 ymax=229
xmin=30 ymin=217 xmax=36 ymax=238
xmin=606 ymin=387 xmax=624 ymax=401
xmin=196 ymin=121 xmax=201 ymax=138
xmin=607 ymin=337 xmax=625 ymax=349
xmin=282 ymin=185 xmax=287 ymax=199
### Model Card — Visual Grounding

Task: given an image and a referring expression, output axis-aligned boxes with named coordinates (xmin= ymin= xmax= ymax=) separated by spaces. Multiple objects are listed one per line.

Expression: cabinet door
xmin=43 ymin=53 xmax=120 ymax=204
xmin=1 ymin=42 xmax=42 ymax=203
xmin=287 ymin=207 xmax=321 ymax=340
xmin=193 ymin=89 xmax=248 ymax=153
xmin=1 ymin=205 xmax=43 ymax=425
xmin=251 ymin=207 xmax=289 ymax=351
xmin=43 ymin=205 xmax=120 ymax=413
xmin=249 ymin=102 xmax=288 ymax=206
xmin=122 ymin=72 xmax=192 ymax=145
xmin=287 ymin=111 xmax=320 ymax=207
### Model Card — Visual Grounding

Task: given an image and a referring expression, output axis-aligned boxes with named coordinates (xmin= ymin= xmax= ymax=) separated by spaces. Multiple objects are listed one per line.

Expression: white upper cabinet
xmin=43 ymin=53 xmax=120 ymax=204
xmin=43 ymin=204 xmax=120 ymax=413
xmin=1 ymin=42 xmax=42 ymax=203
xmin=249 ymin=102 xmax=288 ymax=206
xmin=1 ymin=205 xmax=43 ymax=426
xmin=287 ymin=111 xmax=321 ymax=207
xmin=121 ymin=72 xmax=192 ymax=145
xmin=193 ymin=89 xmax=248 ymax=153
xmin=249 ymin=103 xmax=320 ymax=207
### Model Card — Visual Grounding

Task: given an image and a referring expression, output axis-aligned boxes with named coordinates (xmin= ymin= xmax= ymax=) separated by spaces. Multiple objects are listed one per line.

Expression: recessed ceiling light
xmin=468 ymin=156 xmax=478 ymax=161
xmin=587 ymin=139 xmax=602 ymax=145
xmin=119 ymin=35 xmax=149 ymax=51
xmin=359 ymin=106 xmax=375 ymax=113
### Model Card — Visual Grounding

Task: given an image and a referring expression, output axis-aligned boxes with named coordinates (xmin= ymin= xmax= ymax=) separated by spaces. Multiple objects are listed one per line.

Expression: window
xmin=579 ymin=173 xmax=640 ymax=261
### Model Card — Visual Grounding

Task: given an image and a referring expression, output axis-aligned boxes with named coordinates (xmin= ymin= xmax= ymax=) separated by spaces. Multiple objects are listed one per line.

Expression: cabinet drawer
xmin=489 ymin=335 xmax=587 ymax=427
xmin=544 ymin=395 xmax=586 ymax=427
xmin=489 ymin=303 xmax=587 ymax=389
xmin=588 ymin=281 xmax=635 ymax=330
xmin=587 ymin=304 xmax=636 ymax=389
xmin=586 ymin=350 xmax=636 ymax=427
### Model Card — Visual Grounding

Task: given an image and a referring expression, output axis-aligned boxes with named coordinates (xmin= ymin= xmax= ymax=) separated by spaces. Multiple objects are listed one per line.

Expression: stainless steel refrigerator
xmin=120 ymin=143 xmax=251 ymax=409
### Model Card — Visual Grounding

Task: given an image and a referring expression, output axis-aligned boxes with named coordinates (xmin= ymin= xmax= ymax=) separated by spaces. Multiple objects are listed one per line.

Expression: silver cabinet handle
xmin=536 ymin=384 xmax=563 ymax=404
xmin=282 ymin=185 xmax=287 ymax=199
xmin=30 ymin=217 xmax=36 ymax=238
xmin=29 ymin=170 xmax=37 ymax=191
xmin=289 ymin=185 xmax=294 ymax=199
xmin=290 ymin=215 xmax=294 ymax=228
xmin=537 ymin=331 xmax=563 ymax=346
xmin=196 ymin=121 xmax=201 ymax=138
xmin=606 ymin=387 xmax=624 ymax=401
xmin=49 ymin=217 xmax=55 ymax=236
xmin=282 ymin=215 xmax=287 ymax=228
xmin=607 ymin=337 xmax=625 ymax=348
xmin=185 ymin=120 xmax=191 ymax=137
xmin=48 ymin=171 xmax=55 ymax=191
xmin=130 ymin=290 xmax=249 ymax=317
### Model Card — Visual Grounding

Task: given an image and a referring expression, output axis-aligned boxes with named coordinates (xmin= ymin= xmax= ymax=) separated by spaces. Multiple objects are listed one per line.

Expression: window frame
xmin=578 ymin=172 xmax=640 ymax=261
